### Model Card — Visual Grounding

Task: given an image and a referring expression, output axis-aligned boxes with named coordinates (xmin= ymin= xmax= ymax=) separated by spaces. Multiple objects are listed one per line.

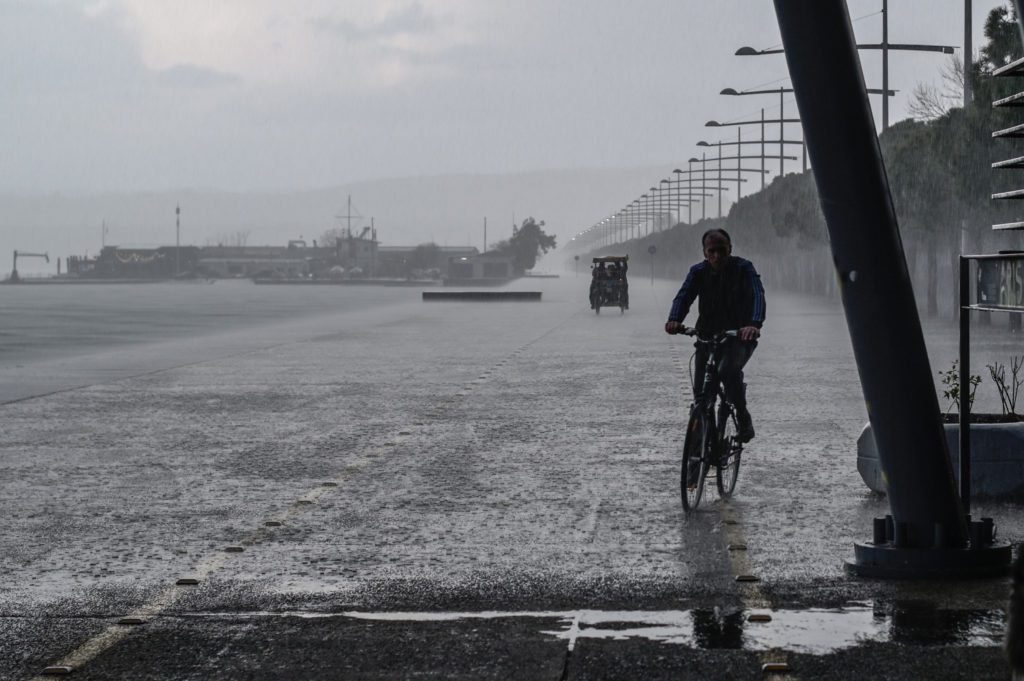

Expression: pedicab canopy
xmin=592 ymin=255 xmax=628 ymax=263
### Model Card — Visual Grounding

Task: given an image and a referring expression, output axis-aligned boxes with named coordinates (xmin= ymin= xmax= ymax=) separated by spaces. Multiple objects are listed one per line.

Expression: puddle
xmin=341 ymin=602 xmax=1006 ymax=654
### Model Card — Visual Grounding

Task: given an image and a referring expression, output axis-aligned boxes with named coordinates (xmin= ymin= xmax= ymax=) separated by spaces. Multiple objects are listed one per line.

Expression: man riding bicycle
xmin=664 ymin=228 xmax=766 ymax=443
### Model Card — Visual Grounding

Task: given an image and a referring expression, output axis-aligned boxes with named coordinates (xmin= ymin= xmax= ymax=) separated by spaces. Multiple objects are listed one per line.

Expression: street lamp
xmin=685 ymin=156 xmax=739 ymax=221
xmin=697 ymin=138 xmax=795 ymax=191
xmin=706 ymin=118 xmax=802 ymax=177
xmin=735 ymin=46 xmax=784 ymax=56
xmin=688 ymin=145 xmax=732 ymax=217
xmin=719 ymin=86 xmax=893 ymax=173
xmin=735 ymin=2 xmax=954 ymax=130
xmin=664 ymin=171 xmax=705 ymax=228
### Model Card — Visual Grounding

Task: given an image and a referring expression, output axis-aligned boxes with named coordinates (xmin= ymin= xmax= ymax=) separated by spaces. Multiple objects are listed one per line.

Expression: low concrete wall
xmin=857 ymin=420 xmax=1024 ymax=498
xmin=443 ymin=277 xmax=517 ymax=287
xmin=423 ymin=291 xmax=542 ymax=302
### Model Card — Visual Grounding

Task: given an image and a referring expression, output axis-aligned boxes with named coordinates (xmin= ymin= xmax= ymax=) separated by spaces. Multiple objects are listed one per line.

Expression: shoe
xmin=737 ymin=409 xmax=755 ymax=443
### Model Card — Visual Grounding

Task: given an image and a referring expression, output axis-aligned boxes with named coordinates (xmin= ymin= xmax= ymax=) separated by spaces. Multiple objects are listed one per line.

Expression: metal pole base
xmin=847 ymin=514 xmax=1012 ymax=578
xmin=847 ymin=541 xmax=1012 ymax=578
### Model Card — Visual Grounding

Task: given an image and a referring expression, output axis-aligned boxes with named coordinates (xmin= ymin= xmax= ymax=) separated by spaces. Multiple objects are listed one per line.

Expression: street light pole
xmin=656 ymin=186 xmax=662 ymax=233
xmin=882 ymin=0 xmax=889 ymax=130
xmin=779 ymin=89 xmax=785 ymax=176
xmin=640 ymin=195 xmax=647 ymax=237
xmin=687 ymin=155 xmax=725 ymax=223
xmin=737 ymin=25 xmax=953 ymax=134
xmin=688 ymin=160 xmax=695 ymax=224
xmin=643 ymin=187 xmax=651 ymax=235
xmin=175 ymin=204 xmax=180 ymax=277
xmin=772 ymin=0 xmax=1009 ymax=580
xmin=702 ymin=154 xmax=707 ymax=220
xmin=674 ymin=168 xmax=684 ymax=226
xmin=964 ymin=0 xmax=973 ymax=107
xmin=717 ymin=144 xmax=723 ymax=218
xmin=660 ymin=178 xmax=670 ymax=230
xmin=643 ymin=188 xmax=651 ymax=236
xmin=761 ymin=108 xmax=766 ymax=189
xmin=649 ymin=187 xmax=657 ymax=235
xmin=737 ymin=128 xmax=743 ymax=201
xmin=705 ymin=117 xmax=803 ymax=184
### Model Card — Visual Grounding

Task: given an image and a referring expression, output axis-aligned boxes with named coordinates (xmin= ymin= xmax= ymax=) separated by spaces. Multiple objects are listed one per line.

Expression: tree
xmin=908 ymin=54 xmax=964 ymax=122
xmin=495 ymin=217 xmax=556 ymax=271
xmin=319 ymin=228 xmax=345 ymax=248
xmin=980 ymin=5 xmax=1022 ymax=72
xmin=407 ymin=242 xmax=440 ymax=272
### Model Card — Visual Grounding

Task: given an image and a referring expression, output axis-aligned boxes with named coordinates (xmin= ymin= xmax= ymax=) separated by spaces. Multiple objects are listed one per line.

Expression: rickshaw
xmin=589 ymin=255 xmax=629 ymax=314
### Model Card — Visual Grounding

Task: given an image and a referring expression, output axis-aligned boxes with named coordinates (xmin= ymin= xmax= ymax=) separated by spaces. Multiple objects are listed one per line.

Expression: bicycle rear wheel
xmin=681 ymin=409 xmax=710 ymax=511
xmin=715 ymin=404 xmax=743 ymax=497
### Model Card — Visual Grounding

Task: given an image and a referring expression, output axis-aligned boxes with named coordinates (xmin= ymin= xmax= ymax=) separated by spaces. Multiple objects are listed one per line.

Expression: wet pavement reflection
xmin=346 ymin=600 xmax=1006 ymax=654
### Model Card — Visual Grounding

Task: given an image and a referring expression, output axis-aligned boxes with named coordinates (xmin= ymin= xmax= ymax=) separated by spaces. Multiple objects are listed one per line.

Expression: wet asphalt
xmin=1 ymin=276 xmax=1022 ymax=680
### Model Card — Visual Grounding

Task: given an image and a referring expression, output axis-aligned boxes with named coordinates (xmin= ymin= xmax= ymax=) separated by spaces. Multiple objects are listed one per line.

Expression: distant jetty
xmin=254 ymin=278 xmax=439 ymax=287
xmin=1 ymin=277 xmax=167 ymax=285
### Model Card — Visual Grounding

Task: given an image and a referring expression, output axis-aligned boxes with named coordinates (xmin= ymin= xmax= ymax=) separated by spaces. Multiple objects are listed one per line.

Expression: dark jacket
xmin=667 ymin=256 xmax=766 ymax=334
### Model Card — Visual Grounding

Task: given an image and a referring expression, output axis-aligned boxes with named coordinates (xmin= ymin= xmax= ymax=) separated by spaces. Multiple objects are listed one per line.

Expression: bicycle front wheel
xmin=681 ymin=409 xmax=710 ymax=511
xmin=716 ymin=404 xmax=742 ymax=497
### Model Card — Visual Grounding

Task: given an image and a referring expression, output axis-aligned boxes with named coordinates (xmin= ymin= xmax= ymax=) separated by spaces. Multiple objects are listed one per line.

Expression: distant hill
xmin=0 ymin=165 xmax=702 ymax=276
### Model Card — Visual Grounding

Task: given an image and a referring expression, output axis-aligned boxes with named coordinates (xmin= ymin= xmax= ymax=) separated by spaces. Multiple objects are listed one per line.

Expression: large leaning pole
xmin=772 ymin=0 xmax=1010 ymax=577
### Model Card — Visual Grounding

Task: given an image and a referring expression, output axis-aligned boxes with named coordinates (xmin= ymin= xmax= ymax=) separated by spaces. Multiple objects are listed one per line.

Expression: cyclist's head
xmin=701 ymin=228 xmax=731 ymax=249
xmin=701 ymin=229 xmax=732 ymax=271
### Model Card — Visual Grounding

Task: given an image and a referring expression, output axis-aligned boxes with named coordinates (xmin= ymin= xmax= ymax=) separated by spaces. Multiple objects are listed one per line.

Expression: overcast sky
xmin=1 ymin=0 xmax=1008 ymax=195
xmin=0 ymin=1 xmax=1013 ymax=275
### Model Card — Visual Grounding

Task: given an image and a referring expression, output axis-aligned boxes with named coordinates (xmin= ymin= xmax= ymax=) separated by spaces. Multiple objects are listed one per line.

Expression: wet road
xmin=0 ymin=277 xmax=1020 ymax=680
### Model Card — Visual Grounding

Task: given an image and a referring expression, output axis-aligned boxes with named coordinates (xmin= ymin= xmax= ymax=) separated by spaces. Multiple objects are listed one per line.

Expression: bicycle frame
xmin=688 ymin=332 xmax=740 ymax=450
xmin=678 ymin=328 xmax=744 ymax=510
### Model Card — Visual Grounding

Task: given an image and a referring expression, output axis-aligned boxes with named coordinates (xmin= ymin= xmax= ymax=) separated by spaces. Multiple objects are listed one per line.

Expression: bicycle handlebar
xmin=677 ymin=326 xmax=739 ymax=341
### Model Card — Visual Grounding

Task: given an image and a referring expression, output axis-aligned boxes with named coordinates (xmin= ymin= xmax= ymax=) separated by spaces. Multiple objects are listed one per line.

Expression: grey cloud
xmin=153 ymin=64 xmax=240 ymax=89
xmin=310 ymin=2 xmax=437 ymax=43
xmin=0 ymin=2 xmax=142 ymax=94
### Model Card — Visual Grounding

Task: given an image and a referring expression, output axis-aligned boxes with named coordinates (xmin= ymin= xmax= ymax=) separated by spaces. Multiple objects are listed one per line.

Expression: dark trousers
xmin=692 ymin=339 xmax=756 ymax=412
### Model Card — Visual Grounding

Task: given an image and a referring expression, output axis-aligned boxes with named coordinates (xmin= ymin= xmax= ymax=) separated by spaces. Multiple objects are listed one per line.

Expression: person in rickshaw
xmin=606 ymin=261 xmax=628 ymax=309
xmin=619 ymin=260 xmax=629 ymax=309
xmin=589 ymin=262 xmax=606 ymax=309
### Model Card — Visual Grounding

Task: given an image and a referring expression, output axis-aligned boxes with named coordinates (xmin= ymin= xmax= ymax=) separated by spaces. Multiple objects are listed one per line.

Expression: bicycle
xmin=677 ymin=327 xmax=745 ymax=512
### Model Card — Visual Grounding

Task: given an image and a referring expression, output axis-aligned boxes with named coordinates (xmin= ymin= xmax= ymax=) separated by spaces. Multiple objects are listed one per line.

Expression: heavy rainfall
xmin=3 ymin=2 xmax=1024 ymax=680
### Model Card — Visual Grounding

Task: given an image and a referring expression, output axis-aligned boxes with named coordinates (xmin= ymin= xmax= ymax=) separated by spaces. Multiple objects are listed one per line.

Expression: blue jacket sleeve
xmin=743 ymin=260 xmax=766 ymax=328
xmin=668 ymin=264 xmax=701 ymax=322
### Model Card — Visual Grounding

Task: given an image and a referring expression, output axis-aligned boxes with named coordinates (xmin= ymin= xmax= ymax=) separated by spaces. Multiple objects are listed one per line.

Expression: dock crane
xmin=10 ymin=250 xmax=49 ymax=282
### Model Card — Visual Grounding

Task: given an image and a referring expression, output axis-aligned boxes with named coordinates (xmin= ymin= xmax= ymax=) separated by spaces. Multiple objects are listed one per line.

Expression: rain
xmin=2 ymin=2 xmax=1024 ymax=680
